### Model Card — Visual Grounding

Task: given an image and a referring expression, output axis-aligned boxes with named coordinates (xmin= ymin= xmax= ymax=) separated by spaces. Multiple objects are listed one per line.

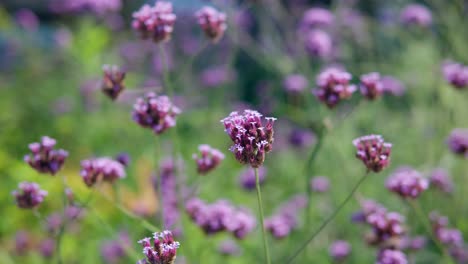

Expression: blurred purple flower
xmin=429 ymin=168 xmax=454 ymax=193
xmin=101 ymin=232 xmax=130 ymax=263
xmin=138 ymin=230 xmax=180 ymax=264
xmin=153 ymin=159 xmax=181 ymax=230
xmin=447 ymin=129 xmax=468 ymax=158
xmin=50 ymin=0 xmax=122 ymax=15
xmin=450 ymin=246 xmax=468 ymax=263
xmin=192 ymin=144 xmax=224 ymax=175
xmin=376 ymin=249 xmax=408 ymax=264
xmin=386 ymin=167 xmax=428 ymax=199
xmin=80 ymin=157 xmax=126 ymax=187
xmin=239 ymin=167 xmax=267 ymax=191
xmin=15 ymin=9 xmax=39 ymax=31
xmin=200 ymin=66 xmax=234 ymax=88
xmin=301 ymin=8 xmax=334 ymax=30
xmin=353 ymin=135 xmax=392 ymax=173
xmin=196 ymin=6 xmax=227 ymax=43
xmin=366 ymin=210 xmax=406 ymax=247
xmin=283 ymin=74 xmax=308 ymax=93
xmin=38 ymin=238 xmax=55 ymax=258
xmin=329 ymin=240 xmax=351 ymax=262
xmin=442 ymin=61 xmax=468 ymax=89
xmin=54 ymin=27 xmax=73 ymax=49
xmin=46 ymin=213 xmax=62 ymax=234
xmin=313 ymin=67 xmax=356 ymax=108
xmin=352 ymin=199 xmax=387 ymax=223
xmin=221 ymin=110 xmax=276 ymax=168
xmin=430 ymin=211 xmax=464 ymax=247
xmin=401 ymin=235 xmax=427 ymax=251
xmin=115 ymin=152 xmax=131 ymax=167
xmin=265 ymin=194 xmax=307 ymax=239
xmin=218 ymin=239 xmax=241 ymax=256
xmin=101 ymin=64 xmax=126 ymax=100
xmin=14 ymin=231 xmax=31 ymax=255
xmin=305 ymin=30 xmax=333 ymax=59
xmin=310 ymin=176 xmax=330 ymax=193
xmin=12 ymin=182 xmax=48 ymax=209
xmin=132 ymin=2 xmax=176 ymax=43
xmin=289 ymin=128 xmax=316 ymax=148
xmin=400 ymin=4 xmax=432 ymax=27
xmin=360 ymin=72 xmax=384 ymax=100
xmin=381 ymin=76 xmax=406 ymax=96
xmin=24 ymin=136 xmax=68 ymax=175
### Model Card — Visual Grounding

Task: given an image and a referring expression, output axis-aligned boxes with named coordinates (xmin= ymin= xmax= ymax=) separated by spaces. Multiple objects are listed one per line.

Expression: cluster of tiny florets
xmin=429 ymin=168 xmax=454 ymax=193
xmin=313 ymin=67 xmax=356 ymax=108
xmin=80 ymin=157 xmax=126 ymax=187
xmin=353 ymin=135 xmax=392 ymax=173
xmin=132 ymin=1 xmax=176 ymax=43
xmin=12 ymin=182 xmax=48 ymax=209
xmin=430 ymin=212 xmax=464 ymax=248
xmin=196 ymin=6 xmax=227 ymax=43
xmin=24 ymin=136 xmax=68 ymax=175
xmin=360 ymin=72 xmax=384 ymax=100
xmin=138 ymin=230 xmax=180 ymax=264
xmin=447 ymin=129 xmax=468 ymax=158
xmin=400 ymin=4 xmax=432 ymax=27
xmin=329 ymin=240 xmax=351 ymax=262
xmin=386 ymin=167 xmax=428 ymax=199
xmin=221 ymin=110 xmax=276 ymax=168
xmin=192 ymin=144 xmax=224 ymax=175
xmin=442 ymin=61 xmax=468 ymax=89
xmin=101 ymin=64 xmax=126 ymax=100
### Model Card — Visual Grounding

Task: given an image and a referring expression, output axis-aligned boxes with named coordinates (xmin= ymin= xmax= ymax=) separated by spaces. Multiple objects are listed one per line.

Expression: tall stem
xmin=305 ymin=133 xmax=324 ymax=224
xmin=286 ymin=171 xmax=369 ymax=263
xmin=55 ymin=174 xmax=68 ymax=264
xmin=255 ymin=167 xmax=271 ymax=264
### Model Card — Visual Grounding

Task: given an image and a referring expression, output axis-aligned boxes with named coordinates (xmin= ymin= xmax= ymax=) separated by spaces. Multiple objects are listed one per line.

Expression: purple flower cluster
xmin=138 ymin=230 xmax=180 ymax=264
xmin=430 ymin=212 xmax=464 ymax=247
xmin=80 ymin=157 xmax=126 ymax=187
xmin=132 ymin=1 xmax=176 ymax=43
xmin=386 ymin=167 xmax=428 ymax=199
xmin=24 ymin=136 xmax=68 ymax=175
xmin=12 ymin=182 xmax=48 ymax=209
xmin=101 ymin=232 xmax=130 ymax=263
xmin=239 ymin=167 xmax=267 ymax=191
xmin=310 ymin=176 xmax=330 ymax=193
xmin=265 ymin=195 xmax=308 ymax=239
xmin=429 ymin=168 xmax=454 ymax=193
xmin=305 ymin=30 xmax=333 ymax=59
xmin=442 ymin=61 xmax=468 ymax=89
xmin=381 ymin=76 xmax=406 ymax=97
xmin=400 ymin=4 xmax=432 ymax=27
xmin=50 ymin=0 xmax=122 ymax=15
xmin=153 ymin=159 xmax=180 ymax=230
xmin=329 ymin=240 xmax=351 ymax=262
xmin=283 ymin=74 xmax=308 ymax=93
xmin=185 ymin=198 xmax=256 ymax=239
xmin=38 ymin=238 xmax=55 ymax=258
xmin=218 ymin=239 xmax=241 ymax=256
xmin=366 ymin=211 xmax=406 ymax=247
xmin=192 ymin=144 xmax=224 ymax=175
xmin=400 ymin=236 xmax=426 ymax=251
xmin=132 ymin=92 xmax=181 ymax=135
xmin=200 ymin=66 xmax=234 ymax=88
xmin=221 ymin=110 xmax=276 ymax=168
xmin=353 ymin=135 xmax=392 ymax=173
xmin=360 ymin=72 xmax=384 ymax=100
xmin=351 ymin=199 xmax=387 ymax=223
xmin=289 ymin=128 xmax=316 ymax=148
xmin=376 ymin=249 xmax=408 ymax=264
xmin=196 ymin=6 xmax=227 ymax=43
xmin=301 ymin=7 xmax=334 ymax=29
xmin=447 ymin=129 xmax=468 ymax=157
xmin=313 ymin=67 xmax=356 ymax=108
xmin=101 ymin=64 xmax=126 ymax=100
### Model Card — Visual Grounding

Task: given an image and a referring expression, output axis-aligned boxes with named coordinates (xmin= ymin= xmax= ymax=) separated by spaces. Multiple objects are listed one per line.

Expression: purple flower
xmin=239 ymin=167 xmax=267 ymax=191
xmin=310 ymin=176 xmax=330 ymax=193
xmin=305 ymin=30 xmax=333 ymax=59
xmin=102 ymin=64 xmax=126 ymax=100
xmin=50 ymin=0 xmax=122 ymax=15
xmin=138 ymin=230 xmax=180 ymax=264
xmin=401 ymin=236 xmax=427 ymax=251
xmin=132 ymin=1 xmax=176 ymax=43
xmin=313 ymin=67 xmax=356 ymax=108
xmin=218 ymin=239 xmax=241 ymax=256
xmin=366 ymin=211 xmax=406 ymax=247
xmin=381 ymin=76 xmax=406 ymax=96
xmin=153 ymin=159 xmax=181 ymax=230
xmin=289 ymin=128 xmax=316 ymax=148
xmin=221 ymin=110 xmax=276 ymax=168
xmin=196 ymin=6 xmax=227 ymax=43
xmin=101 ymin=232 xmax=130 ymax=263
xmin=430 ymin=211 xmax=464 ymax=247
xmin=132 ymin=92 xmax=181 ymax=135
xmin=46 ymin=213 xmax=63 ymax=234
xmin=429 ymin=168 xmax=454 ymax=193
xmin=442 ymin=61 xmax=468 ymax=89
xmin=386 ymin=167 xmax=428 ymax=199
xmin=200 ymin=66 xmax=234 ymax=88
xmin=283 ymin=74 xmax=308 ymax=93
xmin=329 ymin=240 xmax=351 ymax=262
xmin=376 ymin=249 xmax=408 ymax=264
xmin=400 ymin=4 xmax=432 ymax=27
xmin=360 ymin=72 xmax=384 ymax=100
xmin=301 ymin=8 xmax=334 ymax=29
xmin=192 ymin=144 xmax=224 ymax=175
xmin=352 ymin=199 xmax=387 ymax=223
xmin=115 ymin=152 xmax=131 ymax=167
xmin=265 ymin=195 xmax=308 ymax=239
xmin=24 ymin=136 xmax=68 ymax=175
xmin=12 ymin=182 xmax=48 ymax=209
xmin=447 ymin=129 xmax=468 ymax=158
xmin=14 ymin=231 xmax=31 ymax=255
xmin=353 ymin=135 xmax=392 ymax=173
xmin=80 ymin=157 xmax=126 ymax=187
xmin=38 ymin=238 xmax=55 ymax=258
xmin=15 ymin=9 xmax=39 ymax=31
xmin=450 ymin=246 xmax=468 ymax=263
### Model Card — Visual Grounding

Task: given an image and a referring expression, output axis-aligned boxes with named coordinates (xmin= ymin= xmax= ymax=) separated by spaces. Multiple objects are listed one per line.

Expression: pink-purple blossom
xmin=310 ymin=176 xmax=330 ymax=193
xmin=192 ymin=144 xmax=224 ymax=175
xmin=447 ymin=129 xmax=468 ymax=158
xmin=12 ymin=182 xmax=48 ymax=209
xmin=265 ymin=195 xmax=308 ymax=239
xmin=101 ymin=64 xmax=126 ymax=100
xmin=305 ymin=30 xmax=333 ymax=59
xmin=442 ymin=61 xmax=468 ymax=89
xmin=301 ymin=8 xmax=334 ymax=29
xmin=196 ymin=6 xmax=227 ymax=43
xmin=132 ymin=1 xmax=176 ymax=43
xmin=386 ymin=167 xmax=428 ymax=199
xmin=353 ymin=135 xmax=392 ymax=173
xmin=80 ymin=157 xmax=126 ymax=187
xmin=24 ymin=136 xmax=68 ymax=175
xmin=376 ymin=249 xmax=408 ymax=264
xmin=313 ymin=67 xmax=356 ymax=108
xmin=429 ymin=168 xmax=454 ymax=193
xmin=329 ymin=240 xmax=351 ymax=262
xmin=138 ymin=230 xmax=180 ymax=264
xmin=239 ymin=167 xmax=267 ymax=191
xmin=360 ymin=72 xmax=384 ymax=100
xmin=283 ymin=74 xmax=308 ymax=93
xmin=400 ymin=4 xmax=432 ymax=27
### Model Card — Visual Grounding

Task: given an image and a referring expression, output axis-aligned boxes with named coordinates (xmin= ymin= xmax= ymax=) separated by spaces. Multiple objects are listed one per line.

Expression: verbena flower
xmin=50 ymin=0 xmax=122 ymax=15
xmin=102 ymin=64 xmax=126 ymax=100
xmin=218 ymin=239 xmax=241 ymax=256
xmin=283 ymin=74 xmax=308 ymax=94
xmin=353 ymin=135 xmax=392 ymax=173
xmin=195 ymin=6 xmax=227 ymax=43
xmin=360 ymin=72 xmax=384 ymax=100
xmin=429 ymin=168 xmax=453 ymax=193
xmin=80 ymin=157 xmax=126 ymax=187
xmin=101 ymin=232 xmax=130 ymax=263
xmin=447 ymin=129 xmax=468 ymax=157
xmin=289 ymin=128 xmax=316 ymax=148
xmin=15 ymin=231 xmax=31 ymax=255
xmin=24 ymin=136 xmax=68 ymax=175
xmin=265 ymin=195 xmax=308 ymax=239
xmin=192 ymin=144 xmax=224 ymax=175
xmin=376 ymin=249 xmax=408 ymax=264
xmin=305 ymin=30 xmax=332 ymax=59
xmin=153 ymin=159 xmax=181 ymax=230
xmin=12 ymin=182 xmax=48 ymax=209
xmin=132 ymin=1 xmax=176 ymax=43
xmin=239 ymin=167 xmax=267 ymax=191
xmin=381 ymin=76 xmax=406 ymax=97
xmin=401 ymin=236 xmax=426 ymax=251
xmin=138 ymin=230 xmax=180 ymax=264
xmin=38 ymin=238 xmax=55 ymax=258
xmin=400 ymin=4 xmax=432 ymax=27
xmin=386 ymin=167 xmax=428 ymax=199
xmin=221 ymin=110 xmax=276 ymax=168
xmin=300 ymin=7 xmax=334 ymax=29
xmin=352 ymin=199 xmax=387 ymax=223
xmin=200 ymin=66 xmax=234 ymax=88
xmin=442 ymin=61 xmax=468 ymax=89
xmin=132 ymin=92 xmax=181 ymax=135
xmin=310 ymin=176 xmax=330 ymax=193
xmin=329 ymin=240 xmax=351 ymax=262
xmin=430 ymin=212 xmax=464 ymax=247
xmin=313 ymin=67 xmax=356 ymax=108
xmin=366 ymin=210 xmax=406 ymax=248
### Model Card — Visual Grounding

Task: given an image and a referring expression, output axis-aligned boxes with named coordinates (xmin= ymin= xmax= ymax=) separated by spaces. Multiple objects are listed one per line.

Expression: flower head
xmin=138 ymin=230 xmax=180 ymax=264
xmin=386 ymin=167 xmax=428 ymax=199
xmin=430 ymin=212 xmax=464 ymax=247
xmin=429 ymin=168 xmax=453 ymax=193
xmin=218 ymin=239 xmax=241 ymax=256
xmin=132 ymin=1 xmax=176 ymax=43
xmin=305 ymin=30 xmax=332 ymax=59
xmin=265 ymin=195 xmax=308 ymax=239
xmin=300 ymin=8 xmax=334 ymax=29
xmin=442 ymin=61 xmax=468 ymax=89
xmin=376 ymin=249 xmax=408 ymax=264
xmin=381 ymin=76 xmax=406 ymax=97
xmin=239 ymin=167 xmax=267 ymax=191
xmin=313 ymin=67 xmax=356 ymax=108
xmin=400 ymin=4 xmax=432 ymax=27
xmin=221 ymin=110 xmax=276 ymax=168
xmin=132 ymin=92 xmax=181 ymax=135
xmin=447 ymin=129 xmax=468 ymax=157
xmin=353 ymin=135 xmax=392 ymax=173
xmin=366 ymin=211 xmax=406 ymax=247
xmin=12 ymin=182 xmax=48 ymax=209
xmin=310 ymin=176 xmax=330 ymax=193
xmin=283 ymin=74 xmax=308 ymax=93
xmin=102 ymin=64 xmax=126 ymax=100
xmin=360 ymin=72 xmax=384 ymax=100
xmin=24 ymin=136 xmax=68 ymax=175
xmin=196 ymin=6 xmax=227 ymax=43
xmin=80 ymin=157 xmax=126 ymax=187
xmin=329 ymin=240 xmax=351 ymax=262
xmin=192 ymin=144 xmax=224 ymax=175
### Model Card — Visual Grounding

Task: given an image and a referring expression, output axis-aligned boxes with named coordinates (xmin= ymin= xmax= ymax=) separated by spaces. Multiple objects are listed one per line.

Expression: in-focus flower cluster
xmin=265 ymin=195 xmax=308 ymax=239
xmin=196 ymin=6 xmax=227 ymax=43
xmin=12 ymin=182 xmax=48 ymax=209
xmin=400 ymin=4 xmax=432 ymax=27
xmin=132 ymin=92 xmax=181 ymax=135
xmin=138 ymin=230 xmax=180 ymax=264
xmin=132 ymin=1 xmax=176 ymax=43
xmin=221 ymin=110 xmax=276 ymax=168
xmin=153 ymin=159 xmax=181 ymax=231
xmin=185 ymin=198 xmax=256 ymax=239
xmin=80 ymin=157 xmax=126 ymax=187
xmin=447 ymin=129 xmax=468 ymax=158
xmin=353 ymin=135 xmax=392 ymax=173
xmin=386 ymin=167 xmax=428 ymax=199
xmin=192 ymin=144 xmax=224 ymax=175
xmin=329 ymin=240 xmax=351 ymax=262
xmin=360 ymin=72 xmax=384 ymax=100
xmin=442 ymin=61 xmax=468 ymax=89
xmin=313 ymin=67 xmax=356 ymax=108
xmin=101 ymin=64 xmax=126 ymax=100
xmin=24 ymin=136 xmax=68 ymax=175
xmin=239 ymin=167 xmax=267 ymax=191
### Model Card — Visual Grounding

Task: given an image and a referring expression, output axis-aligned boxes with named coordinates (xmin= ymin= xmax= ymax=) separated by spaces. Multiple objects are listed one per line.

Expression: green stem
xmin=154 ymin=137 xmax=164 ymax=228
xmin=305 ymin=132 xmax=325 ymax=224
xmin=55 ymin=174 xmax=69 ymax=264
xmin=255 ymin=167 xmax=271 ymax=264
xmin=286 ymin=171 xmax=369 ymax=263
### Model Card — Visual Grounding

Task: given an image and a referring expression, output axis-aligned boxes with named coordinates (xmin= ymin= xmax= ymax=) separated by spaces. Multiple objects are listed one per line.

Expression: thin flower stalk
xmin=255 ymin=168 xmax=271 ymax=264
